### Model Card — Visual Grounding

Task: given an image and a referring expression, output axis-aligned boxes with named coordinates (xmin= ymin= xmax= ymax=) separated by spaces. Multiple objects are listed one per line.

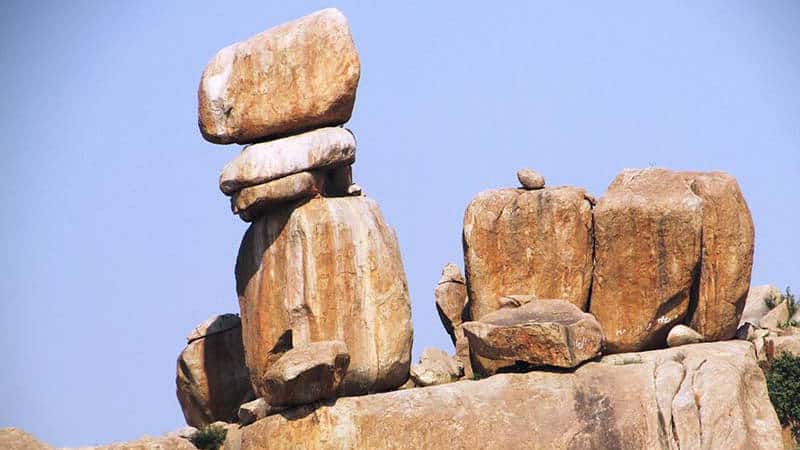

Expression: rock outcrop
xmin=409 ymin=347 xmax=462 ymax=387
xmin=591 ymin=168 xmax=703 ymax=353
xmin=233 ymin=341 xmax=782 ymax=450
xmin=463 ymin=186 xmax=593 ymax=319
xmin=198 ymin=8 xmax=360 ymax=145
xmin=236 ymin=196 xmax=413 ymax=398
xmin=176 ymin=314 xmax=255 ymax=428
xmin=463 ymin=299 xmax=603 ymax=375
xmin=263 ymin=340 xmax=350 ymax=407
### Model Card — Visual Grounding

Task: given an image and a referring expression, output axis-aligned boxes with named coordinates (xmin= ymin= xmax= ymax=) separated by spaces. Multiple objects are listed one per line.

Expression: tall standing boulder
xmin=236 ymin=196 xmax=413 ymax=398
xmin=176 ymin=314 xmax=255 ymax=427
xmin=680 ymin=171 xmax=754 ymax=341
xmin=463 ymin=186 xmax=593 ymax=321
xmin=198 ymin=8 xmax=360 ymax=145
xmin=591 ymin=168 xmax=703 ymax=353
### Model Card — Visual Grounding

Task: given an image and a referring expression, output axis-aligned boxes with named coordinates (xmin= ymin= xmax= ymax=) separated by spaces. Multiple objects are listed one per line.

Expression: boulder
xmin=680 ymin=172 xmax=754 ymax=341
xmin=409 ymin=348 xmax=462 ymax=387
xmin=666 ymin=325 xmax=704 ymax=347
xmin=764 ymin=335 xmax=800 ymax=360
xmin=0 ymin=428 xmax=51 ymax=449
xmin=198 ymin=8 xmax=360 ymax=145
xmin=263 ymin=341 xmax=350 ymax=407
xmin=236 ymin=341 xmax=782 ymax=450
xmin=231 ymin=171 xmax=325 ymax=222
xmin=591 ymin=168 xmax=703 ymax=353
xmin=739 ymin=285 xmax=782 ymax=328
xmin=434 ymin=263 xmax=468 ymax=344
xmin=463 ymin=299 xmax=603 ymax=375
xmin=463 ymin=186 xmax=593 ymax=320
xmin=219 ymin=127 xmax=355 ymax=195
xmin=176 ymin=314 xmax=255 ymax=428
xmin=761 ymin=300 xmax=790 ymax=330
xmin=516 ymin=168 xmax=545 ymax=189
xmin=238 ymin=398 xmax=287 ymax=426
xmin=236 ymin=196 xmax=413 ymax=398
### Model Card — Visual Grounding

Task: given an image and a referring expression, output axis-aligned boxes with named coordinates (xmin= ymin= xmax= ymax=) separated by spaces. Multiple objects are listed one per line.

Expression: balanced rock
xmin=680 ymin=172 xmax=754 ymax=341
xmin=463 ymin=186 xmax=593 ymax=320
xmin=232 ymin=171 xmax=326 ymax=222
xmin=219 ymin=127 xmax=355 ymax=195
xmin=263 ymin=341 xmax=350 ymax=407
xmin=238 ymin=398 xmax=287 ymax=426
xmin=463 ymin=299 xmax=603 ymax=375
xmin=236 ymin=196 xmax=413 ymax=397
xmin=591 ymin=168 xmax=702 ymax=353
xmin=176 ymin=314 xmax=255 ymax=428
xmin=739 ymin=285 xmax=782 ymax=328
xmin=434 ymin=263 xmax=468 ymax=344
xmin=409 ymin=347 xmax=462 ymax=387
xmin=666 ymin=325 xmax=704 ymax=347
xmin=198 ymin=8 xmax=360 ymax=145
xmin=516 ymin=168 xmax=545 ymax=189
xmin=235 ymin=341 xmax=781 ymax=450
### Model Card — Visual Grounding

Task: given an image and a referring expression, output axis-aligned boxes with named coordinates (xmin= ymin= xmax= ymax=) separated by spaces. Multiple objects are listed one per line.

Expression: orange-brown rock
xmin=236 ymin=196 xmax=412 ymax=398
xmin=591 ymin=168 xmax=703 ymax=353
xmin=263 ymin=340 xmax=350 ymax=406
xmin=198 ymin=8 xmax=360 ymax=144
xmin=680 ymin=171 xmax=754 ymax=341
xmin=434 ymin=263 xmax=468 ymax=344
xmin=234 ymin=341 xmax=781 ymax=450
xmin=176 ymin=314 xmax=255 ymax=428
xmin=463 ymin=186 xmax=593 ymax=321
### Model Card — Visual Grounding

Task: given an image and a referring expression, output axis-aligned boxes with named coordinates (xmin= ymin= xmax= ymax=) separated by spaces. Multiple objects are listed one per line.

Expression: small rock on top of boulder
xmin=409 ymin=347 xmax=462 ymax=387
xmin=666 ymin=324 xmax=704 ymax=347
xmin=516 ymin=168 xmax=545 ymax=189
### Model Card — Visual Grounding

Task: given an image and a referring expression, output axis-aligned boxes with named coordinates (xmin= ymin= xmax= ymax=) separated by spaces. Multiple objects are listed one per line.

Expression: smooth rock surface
xmin=434 ymin=263 xmax=468 ymax=345
xmin=463 ymin=186 xmax=593 ymax=320
xmin=680 ymin=172 xmax=754 ymax=341
xmin=591 ymin=168 xmax=703 ymax=353
xmin=517 ymin=168 xmax=545 ymax=189
xmin=739 ymin=285 xmax=782 ymax=328
xmin=219 ymin=127 xmax=355 ymax=195
xmin=264 ymin=341 xmax=349 ymax=407
xmin=236 ymin=196 xmax=413 ymax=398
xmin=666 ymin=325 xmax=704 ymax=347
xmin=236 ymin=341 xmax=781 ymax=450
xmin=409 ymin=348 xmax=462 ymax=387
xmin=198 ymin=8 xmax=360 ymax=144
xmin=176 ymin=315 xmax=255 ymax=427
xmin=463 ymin=299 xmax=603 ymax=374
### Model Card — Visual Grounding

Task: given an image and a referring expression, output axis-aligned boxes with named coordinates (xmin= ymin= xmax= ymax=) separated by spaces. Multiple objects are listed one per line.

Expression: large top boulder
xmin=591 ymin=168 xmax=703 ymax=353
xmin=198 ymin=8 xmax=360 ymax=145
xmin=236 ymin=196 xmax=413 ymax=398
xmin=463 ymin=186 xmax=593 ymax=320
xmin=233 ymin=341 xmax=781 ymax=449
xmin=679 ymin=171 xmax=754 ymax=341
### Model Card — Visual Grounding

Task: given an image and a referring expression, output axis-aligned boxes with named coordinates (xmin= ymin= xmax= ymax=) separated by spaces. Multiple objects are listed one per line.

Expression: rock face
xmin=0 ymin=428 xmax=51 ymax=450
xmin=236 ymin=196 xmax=413 ymax=398
xmin=219 ymin=127 xmax=355 ymax=195
xmin=434 ymin=263 xmax=468 ymax=344
xmin=463 ymin=186 xmax=593 ymax=320
xmin=463 ymin=299 xmax=603 ymax=374
xmin=591 ymin=168 xmax=703 ymax=353
xmin=198 ymin=8 xmax=360 ymax=145
xmin=235 ymin=341 xmax=782 ymax=450
xmin=680 ymin=172 xmax=754 ymax=341
xmin=666 ymin=325 xmax=704 ymax=347
xmin=231 ymin=171 xmax=325 ymax=222
xmin=740 ymin=285 xmax=782 ymax=328
xmin=409 ymin=347 xmax=462 ymax=387
xmin=176 ymin=314 xmax=255 ymax=428
xmin=263 ymin=341 xmax=350 ymax=406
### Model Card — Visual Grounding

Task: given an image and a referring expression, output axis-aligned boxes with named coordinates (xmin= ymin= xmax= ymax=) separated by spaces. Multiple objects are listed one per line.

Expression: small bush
xmin=764 ymin=352 xmax=800 ymax=443
xmin=190 ymin=424 xmax=227 ymax=450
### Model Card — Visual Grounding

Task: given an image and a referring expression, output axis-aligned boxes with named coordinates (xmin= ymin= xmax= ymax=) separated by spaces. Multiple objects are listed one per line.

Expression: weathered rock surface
xmin=591 ymin=168 xmax=703 ymax=353
xmin=176 ymin=314 xmax=255 ymax=428
xmin=463 ymin=186 xmax=593 ymax=320
xmin=666 ymin=324 xmax=704 ymax=347
xmin=231 ymin=171 xmax=325 ymax=221
xmin=263 ymin=341 xmax=349 ymax=407
xmin=680 ymin=172 xmax=754 ymax=341
xmin=761 ymin=300 xmax=790 ymax=330
xmin=517 ymin=168 xmax=545 ymax=189
xmin=235 ymin=341 xmax=781 ymax=450
xmin=238 ymin=398 xmax=287 ymax=426
xmin=409 ymin=347 xmax=462 ymax=387
xmin=739 ymin=285 xmax=782 ymax=328
xmin=198 ymin=8 xmax=360 ymax=145
xmin=434 ymin=263 xmax=468 ymax=344
xmin=765 ymin=335 xmax=800 ymax=360
xmin=463 ymin=299 xmax=603 ymax=374
xmin=236 ymin=196 xmax=413 ymax=398
xmin=0 ymin=428 xmax=51 ymax=449
xmin=219 ymin=127 xmax=355 ymax=195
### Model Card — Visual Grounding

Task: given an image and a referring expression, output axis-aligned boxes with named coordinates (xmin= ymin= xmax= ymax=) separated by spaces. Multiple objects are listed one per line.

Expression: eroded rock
xmin=434 ymin=263 xmax=468 ymax=344
xmin=264 ymin=341 xmax=350 ymax=407
xmin=409 ymin=348 xmax=462 ymax=387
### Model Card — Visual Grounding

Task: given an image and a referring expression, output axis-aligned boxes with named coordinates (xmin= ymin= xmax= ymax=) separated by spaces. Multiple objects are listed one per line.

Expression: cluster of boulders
xmin=738 ymin=285 xmax=800 ymax=364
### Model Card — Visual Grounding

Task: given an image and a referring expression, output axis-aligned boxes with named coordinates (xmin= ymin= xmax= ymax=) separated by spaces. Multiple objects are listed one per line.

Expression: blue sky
xmin=1 ymin=1 xmax=798 ymax=446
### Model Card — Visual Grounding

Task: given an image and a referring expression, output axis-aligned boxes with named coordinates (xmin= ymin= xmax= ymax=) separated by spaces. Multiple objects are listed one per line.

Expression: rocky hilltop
xmin=6 ymin=7 xmax=799 ymax=450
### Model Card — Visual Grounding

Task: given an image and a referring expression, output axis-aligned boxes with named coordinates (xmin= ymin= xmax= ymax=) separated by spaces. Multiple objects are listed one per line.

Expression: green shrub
xmin=190 ymin=424 xmax=228 ymax=450
xmin=764 ymin=352 xmax=800 ymax=443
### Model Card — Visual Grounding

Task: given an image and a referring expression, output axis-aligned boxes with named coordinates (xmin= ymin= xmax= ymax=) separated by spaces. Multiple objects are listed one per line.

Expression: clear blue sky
xmin=1 ymin=1 xmax=798 ymax=446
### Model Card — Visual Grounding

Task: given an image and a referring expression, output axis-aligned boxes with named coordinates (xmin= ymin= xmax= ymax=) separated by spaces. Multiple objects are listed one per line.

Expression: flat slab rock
xmin=463 ymin=299 xmax=603 ymax=373
xmin=233 ymin=341 xmax=781 ymax=450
